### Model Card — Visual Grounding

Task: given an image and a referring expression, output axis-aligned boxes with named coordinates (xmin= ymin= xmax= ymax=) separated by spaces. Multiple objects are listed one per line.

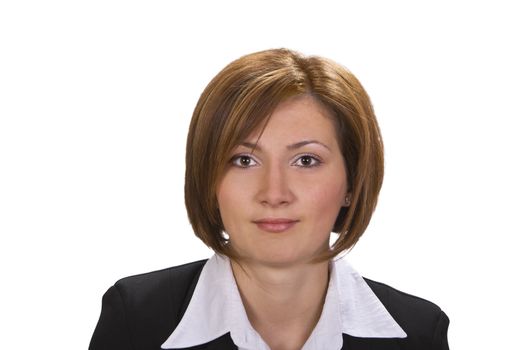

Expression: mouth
xmin=252 ymin=218 xmax=299 ymax=233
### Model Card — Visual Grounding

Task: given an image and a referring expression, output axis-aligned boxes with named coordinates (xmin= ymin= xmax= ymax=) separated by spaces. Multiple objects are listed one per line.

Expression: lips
xmin=252 ymin=218 xmax=299 ymax=233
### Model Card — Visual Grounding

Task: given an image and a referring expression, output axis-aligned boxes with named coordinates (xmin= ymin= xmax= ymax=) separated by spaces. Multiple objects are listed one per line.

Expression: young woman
xmin=89 ymin=48 xmax=449 ymax=350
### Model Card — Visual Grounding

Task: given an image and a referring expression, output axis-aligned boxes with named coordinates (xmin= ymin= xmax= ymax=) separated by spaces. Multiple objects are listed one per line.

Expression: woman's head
xmin=185 ymin=48 xmax=384 ymax=262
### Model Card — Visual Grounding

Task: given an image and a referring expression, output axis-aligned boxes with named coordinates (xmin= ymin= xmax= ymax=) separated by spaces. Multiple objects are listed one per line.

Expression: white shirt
xmin=162 ymin=254 xmax=407 ymax=350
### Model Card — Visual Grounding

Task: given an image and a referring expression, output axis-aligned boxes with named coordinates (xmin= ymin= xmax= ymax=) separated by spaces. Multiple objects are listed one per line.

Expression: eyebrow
xmin=239 ymin=140 xmax=331 ymax=152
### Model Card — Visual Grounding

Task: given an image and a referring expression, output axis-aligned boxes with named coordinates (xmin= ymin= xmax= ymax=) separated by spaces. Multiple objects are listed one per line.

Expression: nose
xmin=255 ymin=162 xmax=295 ymax=207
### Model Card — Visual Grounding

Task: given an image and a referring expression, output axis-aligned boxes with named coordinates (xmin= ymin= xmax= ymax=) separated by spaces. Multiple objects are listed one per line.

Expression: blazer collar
xmin=162 ymin=254 xmax=406 ymax=349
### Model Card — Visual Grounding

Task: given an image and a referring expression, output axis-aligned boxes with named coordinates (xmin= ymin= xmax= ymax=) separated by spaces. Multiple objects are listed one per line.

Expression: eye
xmin=231 ymin=154 xmax=258 ymax=168
xmin=292 ymin=155 xmax=321 ymax=168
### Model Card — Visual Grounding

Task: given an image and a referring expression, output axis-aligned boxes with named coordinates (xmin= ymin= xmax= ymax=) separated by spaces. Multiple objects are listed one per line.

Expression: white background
xmin=1 ymin=1 xmax=524 ymax=348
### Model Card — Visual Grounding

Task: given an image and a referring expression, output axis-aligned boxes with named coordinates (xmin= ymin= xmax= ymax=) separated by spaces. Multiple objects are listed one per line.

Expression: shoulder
xmin=363 ymin=277 xmax=445 ymax=320
xmin=90 ymin=259 xmax=208 ymax=350
xmin=113 ymin=259 xmax=207 ymax=326
xmin=114 ymin=259 xmax=207 ymax=303
xmin=363 ymin=277 xmax=450 ymax=348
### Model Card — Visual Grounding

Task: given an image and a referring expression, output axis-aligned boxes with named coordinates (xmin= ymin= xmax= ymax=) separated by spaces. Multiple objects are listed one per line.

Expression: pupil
xmin=301 ymin=157 xmax=311 ymax=165
xmin=241 ymin=157 xmax=250 ymax=166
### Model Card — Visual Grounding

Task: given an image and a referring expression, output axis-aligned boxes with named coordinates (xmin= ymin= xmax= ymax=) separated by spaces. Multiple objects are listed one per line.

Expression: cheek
xmin=310 ymin=185 xmax=345 ymax=215
xmin=310 ymin=159 xmax=347 ymax=194
xmin=216 ymin=182 xmax=236 ymax=223
xmin=216 ymin=175 xmax=253 ymax=226
xmin=299 ymin=172 xmax=346 ymax=223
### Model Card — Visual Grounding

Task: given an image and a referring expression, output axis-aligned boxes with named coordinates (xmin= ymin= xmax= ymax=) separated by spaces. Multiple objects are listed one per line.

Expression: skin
xmin=216 ymin=94 xmax=349 ymax=350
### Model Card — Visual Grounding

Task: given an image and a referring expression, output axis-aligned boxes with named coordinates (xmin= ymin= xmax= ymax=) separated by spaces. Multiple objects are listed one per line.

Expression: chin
xmin=230 ymin=237 xmax=330 ymax=267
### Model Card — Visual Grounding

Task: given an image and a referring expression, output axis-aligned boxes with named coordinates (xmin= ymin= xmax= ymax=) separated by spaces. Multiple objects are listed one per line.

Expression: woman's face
xmin=216 ymin=95 xmax=348 ymax=266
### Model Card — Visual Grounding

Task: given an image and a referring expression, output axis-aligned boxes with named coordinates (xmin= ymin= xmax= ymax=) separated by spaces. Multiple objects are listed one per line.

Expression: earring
xmin=344 ymin=194 xmax=351 ymax=206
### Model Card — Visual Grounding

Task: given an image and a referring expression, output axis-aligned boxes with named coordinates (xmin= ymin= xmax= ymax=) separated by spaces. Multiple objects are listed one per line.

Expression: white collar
xmin=162 ymin=254 xmax=407 ymax=350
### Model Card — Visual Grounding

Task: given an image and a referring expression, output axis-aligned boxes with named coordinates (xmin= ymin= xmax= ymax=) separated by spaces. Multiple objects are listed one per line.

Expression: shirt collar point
xmin=163 ymin=254 xmax=408 ymax=348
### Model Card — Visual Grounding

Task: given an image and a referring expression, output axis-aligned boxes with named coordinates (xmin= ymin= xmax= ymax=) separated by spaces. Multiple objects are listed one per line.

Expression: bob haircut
xmin=185 ymin=48 xmax=384 ymax=261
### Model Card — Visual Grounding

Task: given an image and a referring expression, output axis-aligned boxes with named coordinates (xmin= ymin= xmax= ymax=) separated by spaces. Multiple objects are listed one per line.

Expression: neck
xmin=231 ymin=259 xmax=330 ymax=349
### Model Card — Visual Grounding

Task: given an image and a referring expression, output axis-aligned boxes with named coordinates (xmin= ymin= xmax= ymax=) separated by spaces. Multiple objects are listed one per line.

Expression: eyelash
xmin=230 ymin=153 xmax=322 ymax=169
xmin=230 ymin=154 xmax=259 ymax=168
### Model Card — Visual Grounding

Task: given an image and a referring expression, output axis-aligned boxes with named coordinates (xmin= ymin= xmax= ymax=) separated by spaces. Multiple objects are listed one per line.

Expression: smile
xmin=252 ymin=218 xmax=299 ymax=233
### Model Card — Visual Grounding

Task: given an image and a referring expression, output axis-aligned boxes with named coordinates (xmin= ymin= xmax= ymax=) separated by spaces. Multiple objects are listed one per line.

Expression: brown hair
xmin=185 ymin=48 xmax=384 ymax=261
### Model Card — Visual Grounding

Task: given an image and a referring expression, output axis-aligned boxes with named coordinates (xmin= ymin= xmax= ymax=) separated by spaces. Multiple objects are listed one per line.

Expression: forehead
xmin=245 ymin=94 xmax=339 ymax=146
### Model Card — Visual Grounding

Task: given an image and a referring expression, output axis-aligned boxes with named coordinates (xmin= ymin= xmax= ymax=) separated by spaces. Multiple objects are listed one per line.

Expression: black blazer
xmin=89 ymin=259 xmax=449 ymax=350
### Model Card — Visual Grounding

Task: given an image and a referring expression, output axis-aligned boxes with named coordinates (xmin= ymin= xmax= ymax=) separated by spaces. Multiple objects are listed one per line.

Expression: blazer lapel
xmin=342 ymin=334 xmax=404 ymax=349
xmin=205 ymin=333 xmax=237 ymax=350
